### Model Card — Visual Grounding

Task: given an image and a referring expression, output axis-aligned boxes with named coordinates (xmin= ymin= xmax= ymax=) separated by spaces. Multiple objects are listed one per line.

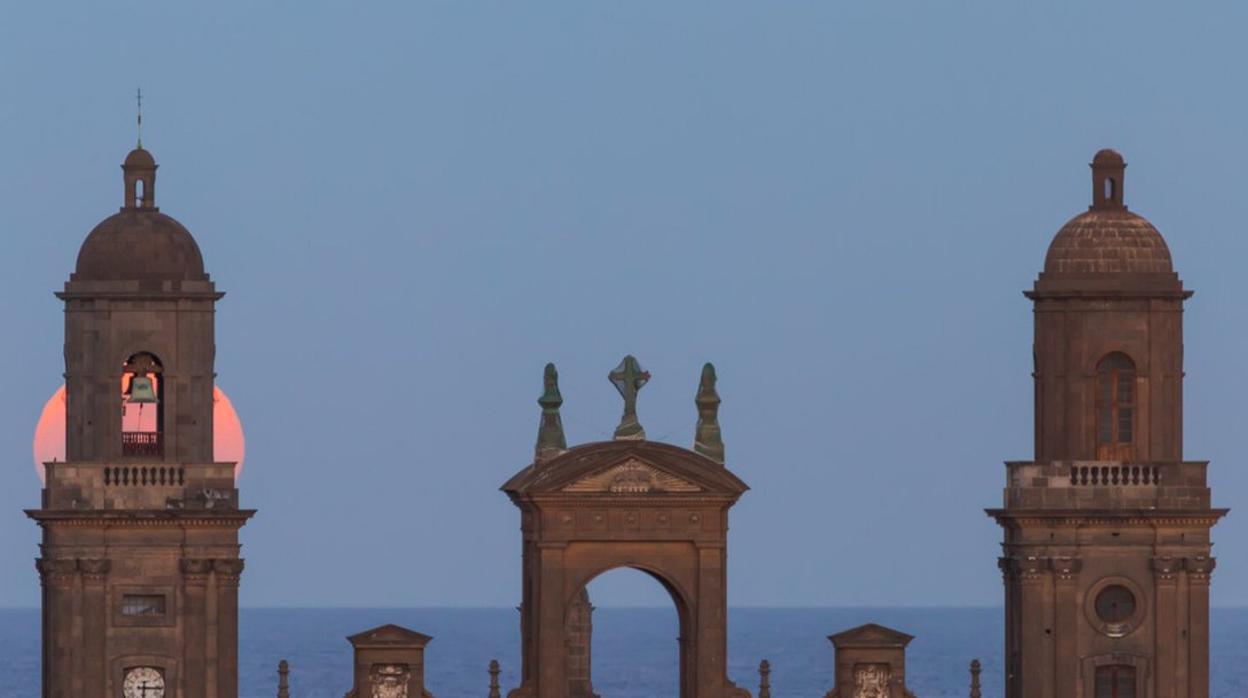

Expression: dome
xmin=1044 ymin=209 xmax=1173 ymax=275
xmin=123 ymin=147 xmax=156 ymax=169
xmin=1042 ymin=149 xmax=1174 ymax=276
xmin=71 ymin=147 xmax=207 ymax=282
xmin=74 ymin=210 xmax=207 ymax=281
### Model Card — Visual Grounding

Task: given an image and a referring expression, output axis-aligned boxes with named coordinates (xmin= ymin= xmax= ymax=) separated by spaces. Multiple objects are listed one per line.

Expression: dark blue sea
xmin=1 ymin=608 xmax=1245 ymax=697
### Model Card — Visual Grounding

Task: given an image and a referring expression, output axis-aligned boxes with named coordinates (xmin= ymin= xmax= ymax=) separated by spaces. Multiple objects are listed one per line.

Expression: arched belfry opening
xmin=502 ymin=359 xmax=750 ymax=698
xmin=121 ymin=351 xmax=164 ymax=457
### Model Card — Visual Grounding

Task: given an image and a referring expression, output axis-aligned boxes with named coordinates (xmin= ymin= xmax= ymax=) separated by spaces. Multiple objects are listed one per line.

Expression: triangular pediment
xmin=347 ymin=623 xmax=433 ymax=648
xmin=562 ymin=457 xmax=702 ymax=494
xmin=501 ymin=440 xmax=749 ymax=497
xmin=828 ymin=623 xmax=914 ymax=649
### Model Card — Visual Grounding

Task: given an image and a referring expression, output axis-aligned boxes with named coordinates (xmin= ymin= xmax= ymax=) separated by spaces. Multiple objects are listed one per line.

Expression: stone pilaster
xmin=213 ymin=559 xmax=245 ymax=698
xmin=1153 ymin=556 xmax=1181 ymax=698
xmin=1184 ymin=557 xmax=1215 ymax=698
xmin=79 ymin=559 xmax=110 ymax=695
xmin=182 ymin=558 xmax=213 ymax=698
xmin=1051 ymin=557 xmax=1081 ymax=694
xmin=37 ymin=559 xmax=77 ymax=698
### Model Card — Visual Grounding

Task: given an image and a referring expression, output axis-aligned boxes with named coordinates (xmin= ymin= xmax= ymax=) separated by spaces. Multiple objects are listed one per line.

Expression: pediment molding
xmin=562 ymin=458 xmax=702 ymax=494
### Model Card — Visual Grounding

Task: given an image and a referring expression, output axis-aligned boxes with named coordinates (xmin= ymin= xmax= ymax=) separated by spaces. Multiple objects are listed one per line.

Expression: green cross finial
xmin=609 ymin=355 xmax=650 ymax=440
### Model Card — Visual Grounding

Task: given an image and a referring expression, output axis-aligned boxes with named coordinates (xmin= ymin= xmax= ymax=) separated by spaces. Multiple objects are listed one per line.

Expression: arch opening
xmin=122 ymin=352 xmax=164 ymax=458
xmin=573 ymin=566 xmax=688 ymax=698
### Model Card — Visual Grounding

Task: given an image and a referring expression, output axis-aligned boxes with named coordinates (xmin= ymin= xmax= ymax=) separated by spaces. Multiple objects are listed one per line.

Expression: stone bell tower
xmin=27 ymin=144 xmax=253 ymax=698
xmin=988 ymin=150 xmax=1227 ymax=698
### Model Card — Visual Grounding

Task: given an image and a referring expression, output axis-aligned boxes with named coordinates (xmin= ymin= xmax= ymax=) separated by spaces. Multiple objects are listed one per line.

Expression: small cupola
xmin=122 ymin=147 xmax=158 ymax=211
xmin=1091 ymin=148 xmax=1126 ymax=211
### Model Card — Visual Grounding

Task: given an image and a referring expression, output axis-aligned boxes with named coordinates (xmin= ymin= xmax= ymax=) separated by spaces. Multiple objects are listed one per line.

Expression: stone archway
xmin=503 ymin=439 xmax=750 ymax=698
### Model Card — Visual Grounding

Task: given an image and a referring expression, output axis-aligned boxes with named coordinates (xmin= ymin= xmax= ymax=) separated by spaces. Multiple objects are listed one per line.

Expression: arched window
xmin=1095 ymin=664 xmax=1136 ymax=698
xmin=1096 ymin=353 xmax=1135 ymax=460
xmin=121 ymin=352 xmax=164 ymax=458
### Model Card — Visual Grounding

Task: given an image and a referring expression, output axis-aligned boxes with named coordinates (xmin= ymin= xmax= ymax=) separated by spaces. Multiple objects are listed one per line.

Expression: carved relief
xmin=563 ymin=459 xmax=701 ymax=494
xmin=853 ymin=664 xmax=891 ymax=698
xmin=371 ymin=664 xmax=410 ymax=698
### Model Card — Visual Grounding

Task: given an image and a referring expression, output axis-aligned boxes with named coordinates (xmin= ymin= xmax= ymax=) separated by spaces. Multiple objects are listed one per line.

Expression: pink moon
xmin=32 ymin=385 xmax=246 ymax=483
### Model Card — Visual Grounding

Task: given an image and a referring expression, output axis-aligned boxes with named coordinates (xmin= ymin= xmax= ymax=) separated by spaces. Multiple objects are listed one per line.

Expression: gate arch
xmin=504 ymin=435 xmax=750 ymax=698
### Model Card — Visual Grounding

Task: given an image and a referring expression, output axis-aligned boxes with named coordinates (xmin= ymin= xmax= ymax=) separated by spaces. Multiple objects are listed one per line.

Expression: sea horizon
xmin=4 ymin=607 xmax=1246 ymax=697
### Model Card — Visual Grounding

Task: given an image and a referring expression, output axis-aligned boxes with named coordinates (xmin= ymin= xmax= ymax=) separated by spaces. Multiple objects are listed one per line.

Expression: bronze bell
xmin=125 ymin=375 xmax=159 ymax=404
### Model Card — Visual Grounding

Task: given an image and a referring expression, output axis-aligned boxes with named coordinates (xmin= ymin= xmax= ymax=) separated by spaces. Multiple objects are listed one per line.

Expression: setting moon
xmin=32 ymin=385 xmax=246 ymax=483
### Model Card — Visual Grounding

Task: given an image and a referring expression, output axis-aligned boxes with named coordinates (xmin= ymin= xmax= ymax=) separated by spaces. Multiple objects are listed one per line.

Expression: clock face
xmin=122 ymin=667 xmax=165 ymax=698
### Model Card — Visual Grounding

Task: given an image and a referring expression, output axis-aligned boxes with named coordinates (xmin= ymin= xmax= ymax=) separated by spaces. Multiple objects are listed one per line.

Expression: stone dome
xmin=1042 ymin=149 xmax=1173 ymax=276
xmin=74 ymin=210 xmax=207 ymax=281
xmin=1043 ymin=209 xmax=1173 ymax=275
xmin=72 ymin=147 xmax=208 ymax=282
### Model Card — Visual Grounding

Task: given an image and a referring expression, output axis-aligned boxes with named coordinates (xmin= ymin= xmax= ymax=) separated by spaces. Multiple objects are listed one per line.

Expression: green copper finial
xmin=609 ymin=355 xmax=650 ymax=440
xmin=694 ymin=362 xmax=724 ymax=463
xmin=535 ymin=363 xmax=567 ymax=462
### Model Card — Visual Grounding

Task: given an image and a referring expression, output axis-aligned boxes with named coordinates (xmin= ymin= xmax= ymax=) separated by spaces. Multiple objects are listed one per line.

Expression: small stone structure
xmin=825 ymin=623 xmax=916 ymax=698
xmin=344 ymin=624 xmax=434 ymax=698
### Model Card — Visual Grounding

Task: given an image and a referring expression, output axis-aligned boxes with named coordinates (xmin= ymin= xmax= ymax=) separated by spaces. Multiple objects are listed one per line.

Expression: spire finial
xmin=535 ymin=363 xmax=568 ymax=463
xmin=277 ymin=660 xmax=290 ymax=698
xmin=969 ymin=659 xmax=982 ymax=698
xmin=136 ymin=87 xmax=143 ymax=149
xmin=488 ymin=660 xmax=501 ymax=698
xmin=609 ymin=355 xmax=650 ymax=440
xmin=758 ymin=659 xmax=771 ymax=698
xmin=694 ymin=362 xmax=725 ymax=463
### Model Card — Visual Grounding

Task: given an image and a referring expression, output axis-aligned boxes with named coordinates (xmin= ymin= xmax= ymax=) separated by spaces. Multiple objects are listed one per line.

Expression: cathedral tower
xmin=27 ymin=145 xmax=253 ymax=698
xmin=989 ymin=150 xmax=1227 ymax=698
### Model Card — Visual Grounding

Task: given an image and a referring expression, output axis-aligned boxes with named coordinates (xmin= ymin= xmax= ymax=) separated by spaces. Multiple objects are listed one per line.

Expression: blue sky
xmin=0 ymin=2 xmax=1245 ymax=608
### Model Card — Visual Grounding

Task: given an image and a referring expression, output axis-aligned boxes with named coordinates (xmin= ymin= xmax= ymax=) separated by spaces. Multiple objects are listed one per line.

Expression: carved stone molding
xmin=1014 ymin=556 xmax=1050 ymax=584
xmin=181 ymin=558 xmax=214 ymax=585
xmin=1151 ymin=556 xmax=1180 ymax=583
xmin=36 ymin=558 xmax=78 ymax=586
xmin=78 ymin=558 xmax=111 ymax=583
xmin=1052 ymin=557 xmax=1082 ymax=582
xmin=214 ymin=558 xmax=245 ymax=585
xmin=1184 ymin=556 xmax=1216 ymax=585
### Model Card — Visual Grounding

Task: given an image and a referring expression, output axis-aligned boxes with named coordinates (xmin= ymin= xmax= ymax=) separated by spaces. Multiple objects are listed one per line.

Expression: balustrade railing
xmin=122 ymin=431 xmax=163 ymax=457
xmin=103 ymin=465 xmax=185 ymax=487
xmin=1069 ymin=464 xmax=1160 ymax=487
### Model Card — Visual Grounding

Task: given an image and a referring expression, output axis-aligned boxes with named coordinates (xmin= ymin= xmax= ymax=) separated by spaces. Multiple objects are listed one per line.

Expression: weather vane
xmin=609 ymin=355 xmax=650 ymax=440
xmin=136 ymin=87 xmax=143 ymax=148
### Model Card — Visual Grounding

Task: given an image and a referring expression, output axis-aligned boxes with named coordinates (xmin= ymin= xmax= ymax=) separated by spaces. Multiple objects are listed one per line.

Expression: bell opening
xmin=122 ymin=352 xmax=164 ymax=458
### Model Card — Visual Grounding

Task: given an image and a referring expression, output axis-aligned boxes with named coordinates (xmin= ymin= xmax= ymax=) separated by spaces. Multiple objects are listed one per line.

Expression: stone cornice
xmin=986 ymin=508 xmax=1227 ymax=527
xmin=26 ymin=509 xmax=255 ymax=528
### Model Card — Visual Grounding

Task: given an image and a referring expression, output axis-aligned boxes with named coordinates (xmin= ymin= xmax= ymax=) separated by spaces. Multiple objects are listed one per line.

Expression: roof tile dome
xmin=72 ymin=147 xmax=208 ymax=282
xmin=1042 ymin=149 xmax=1173 ymax=276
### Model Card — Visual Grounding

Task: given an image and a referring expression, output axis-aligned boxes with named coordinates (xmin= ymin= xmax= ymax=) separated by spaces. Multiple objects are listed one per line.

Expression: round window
xmin=1095 ymin=585 xmax=1136 ymax=624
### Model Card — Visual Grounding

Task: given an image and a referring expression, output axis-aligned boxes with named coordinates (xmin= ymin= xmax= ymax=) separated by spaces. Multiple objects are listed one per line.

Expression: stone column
xmin=1185 ymin=557 xmax=1215 ymax=698
xmin=37 ymin=559 xmax=78 ymax=698
xmin=79 ymin=559 xmax=111 ymax=694
xmin=214 ymin=559 xmax=245 ymax=698
xmin=182 ymin=559 xmax=214 ymax=698
xmin=1152 ymin=556 xmax=1180 ymax=698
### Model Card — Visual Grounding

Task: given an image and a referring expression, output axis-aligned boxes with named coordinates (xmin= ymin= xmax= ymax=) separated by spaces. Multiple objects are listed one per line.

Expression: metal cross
xmin=609 ymin=355 xmax=650 ymax=440
xmin=136 ymin=87 xmax=143 ymax=148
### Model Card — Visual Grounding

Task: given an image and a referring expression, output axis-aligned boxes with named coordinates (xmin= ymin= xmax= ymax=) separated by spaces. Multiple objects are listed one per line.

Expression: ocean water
xmin=1 ymin=607 xmax=1245 ymax=697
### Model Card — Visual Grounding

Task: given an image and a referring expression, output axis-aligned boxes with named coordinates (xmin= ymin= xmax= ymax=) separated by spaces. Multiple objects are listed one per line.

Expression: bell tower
xmin=989 ymin=150 xmax=1227 ymax=698
xmin=28 ymin=144 xmax=253 ymax=698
